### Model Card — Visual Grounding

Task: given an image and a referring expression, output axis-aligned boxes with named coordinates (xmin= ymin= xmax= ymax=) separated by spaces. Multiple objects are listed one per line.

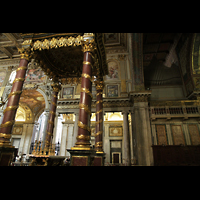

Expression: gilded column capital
xmin=94 ymin=80 xmax=105 ymax=91
xmin=51 ymin=82 xmax=61 ymax=92
xmin=18 ymin=40 xmax=34 ymax=61
xmin=82 ymin=33 xmax=96 ymax=53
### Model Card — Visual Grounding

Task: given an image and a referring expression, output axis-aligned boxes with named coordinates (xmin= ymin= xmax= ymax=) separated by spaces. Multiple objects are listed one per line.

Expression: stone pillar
xmin=122 ymin=111 xmax=131 ymax=166
xmin=0 ymin=40 xmax=33 ymax=165
xmin=44 ymin=82 xmax=61 ymax=152
xmin=131 ymin=91 xmax=153 ymax=166
xmin=94 ymin=80 xmax=104 ymax=153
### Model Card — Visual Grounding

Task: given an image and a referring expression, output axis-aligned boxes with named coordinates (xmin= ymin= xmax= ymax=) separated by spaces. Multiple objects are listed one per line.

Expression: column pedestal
xmin=68 ymin=149 xmax=94 ymax=166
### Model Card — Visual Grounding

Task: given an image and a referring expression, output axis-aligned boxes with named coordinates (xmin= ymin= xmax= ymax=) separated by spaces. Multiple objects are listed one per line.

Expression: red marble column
xmin=44 ymin=83 xmax=61 ymax=152
xmin=71 ymin=50 xmax=94 ymax=150
xmin=0 ymin=48 xmax=32 ymax=148
xmin=94 ymin=80 xmax=104 ymax=153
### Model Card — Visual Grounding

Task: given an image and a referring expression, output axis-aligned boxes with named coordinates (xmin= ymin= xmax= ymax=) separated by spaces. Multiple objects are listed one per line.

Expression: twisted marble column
xmin=0 ymin=41 xmax=32 ymax=148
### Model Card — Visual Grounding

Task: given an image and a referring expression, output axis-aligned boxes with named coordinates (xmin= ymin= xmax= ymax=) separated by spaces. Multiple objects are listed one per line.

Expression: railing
xmin=150 ymin=105 xmax=200 ymax=120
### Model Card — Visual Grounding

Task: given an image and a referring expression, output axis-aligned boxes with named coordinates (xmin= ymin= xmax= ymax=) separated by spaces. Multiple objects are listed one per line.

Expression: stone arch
xmin=34 ymin=107 xmax=45 ymax=123
xmin=36 ymin=88 xmax=49 ymax=110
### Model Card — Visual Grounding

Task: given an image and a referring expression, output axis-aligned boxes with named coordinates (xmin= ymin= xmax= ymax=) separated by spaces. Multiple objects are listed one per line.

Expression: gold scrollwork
xmin=32 ymin=35 xmax=83 ymax=51
xmin=81 ymin=88 xmax=93 ymax=99
xmin=46 ymin=131 xmax=51 ymax=136
xmin=78 ymin=121 xmax=91 ymax=133
xmin=7 ymin=91 xmax=22 ymax=100
xmin=96 ymin=100 xmax=103 ymax=105
xmin=82 ymin=39 xmax=96 ymax=53
xmin=83 ymin=61 xmax=93 ymax=68
xmin=96 ymin=92 xmax=103 ymax=96
xmin=0 ymin=133 xmax=11 ymax=139
xmin=81 ymin=73 xmax=93 ymax=82
xmin=16 ymin=66 xmax=27 ymax=72
xmin=76 ymin=134 xmax=90 ymax=141
xmin=95 ymin=119 xmax=103 ymax=125
xmin=3 ymin=105 xmax=18 ymax=114
xmin=95 ymin=141 xmax=103 ymax=147
xmin=79 ymin=103 xmax=91 ymax=116
xmin=51 ymin=101 xmax=57 ymax=106
xmin=51 ymin=83 xmax=61 ymax=92
xmin=0 ymin=120 xmax=15 ymax=128
xmin=48 ymin=120 xmax=54 ymax=125
xmin=50 ymin=111 xmax=56 ymax=116
xmin=96 ymin=109 xmax=103 ymax=115
xmin=13 ymin=78 xmax=25 ymax=84
xmin=95 ymin=131 xmax=103 ymax=137
xmin=95 ymin=80 xmax=104 ymax=91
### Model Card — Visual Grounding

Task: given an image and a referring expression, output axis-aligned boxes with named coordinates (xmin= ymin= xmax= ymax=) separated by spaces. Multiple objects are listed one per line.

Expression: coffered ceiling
xmin=0 ymin=33 xmax=22 ymax=59
xmin=143 ymin=33 xmax=179 ymax=68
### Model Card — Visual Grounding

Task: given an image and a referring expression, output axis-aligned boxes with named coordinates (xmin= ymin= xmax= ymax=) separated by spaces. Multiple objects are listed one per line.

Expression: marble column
xmin=60 ymin=122 xmax=68 ymax=156
xmin=71 ymin=35 xmax=95 ymax=151
xmin=0 ymin=41 xmax=32 ymax=148
xmin=44 ymin=82 xmax=61 ymax=152
xmin=42 ymin=111 xmax=49 ymax=149
xmin=122 ymin=111 xmax=131 ymax=166
xmin=72 ymin=110 xmax=79 ymax=147
xmin=94 ymin=80 xmax=104 ymax=153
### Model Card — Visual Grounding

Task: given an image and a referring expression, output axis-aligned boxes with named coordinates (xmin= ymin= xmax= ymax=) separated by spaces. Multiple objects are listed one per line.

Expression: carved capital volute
xmin=18 ymin=39 xmax=34 ymax=61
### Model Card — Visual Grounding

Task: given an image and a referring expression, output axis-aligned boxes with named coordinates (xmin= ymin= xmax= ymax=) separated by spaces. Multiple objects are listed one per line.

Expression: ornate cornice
xmin=57 ymin=97 xmax=133 ymax=109
xmin=129 ymin=90 xmax=152 ymax=103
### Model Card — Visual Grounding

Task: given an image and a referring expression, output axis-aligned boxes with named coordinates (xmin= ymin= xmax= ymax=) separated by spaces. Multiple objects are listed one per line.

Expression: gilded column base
xmin=71 ymin=145 xmax=91 ymax=151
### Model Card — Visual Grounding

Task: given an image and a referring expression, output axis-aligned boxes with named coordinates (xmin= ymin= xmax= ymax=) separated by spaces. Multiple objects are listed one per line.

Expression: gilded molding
xmin=78 ymin=121 xmax=91 ymax=132
xmin=79 ymin=103 xmax=91 ymax=116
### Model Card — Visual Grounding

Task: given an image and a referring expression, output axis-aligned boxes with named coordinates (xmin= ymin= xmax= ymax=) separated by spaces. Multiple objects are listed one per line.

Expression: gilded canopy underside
xmin=20 ymin=33 xmax=108 ymax=82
